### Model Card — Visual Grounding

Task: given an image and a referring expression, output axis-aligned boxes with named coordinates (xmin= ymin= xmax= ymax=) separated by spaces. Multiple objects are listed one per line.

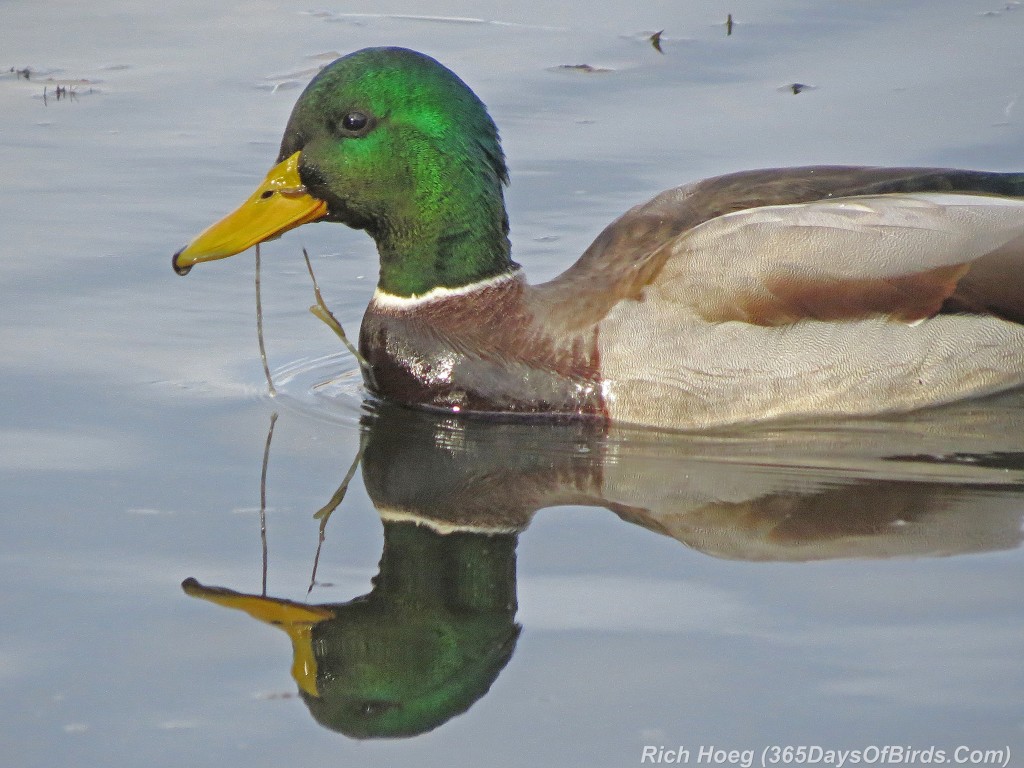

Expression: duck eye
xmin=341 ymin=111 xmax=370 ymax=134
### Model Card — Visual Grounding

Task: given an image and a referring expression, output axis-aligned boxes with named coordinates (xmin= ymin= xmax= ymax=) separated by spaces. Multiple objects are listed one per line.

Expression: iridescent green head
xmin=173 ymin=47 xmax=516 ymax=296
xmin=283 ymin=47 xmax=515 ymax=296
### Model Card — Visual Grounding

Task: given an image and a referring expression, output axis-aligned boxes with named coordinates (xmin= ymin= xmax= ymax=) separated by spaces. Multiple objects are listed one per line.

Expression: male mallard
xmin=174 ymin=47 xmax=1024 ymax=430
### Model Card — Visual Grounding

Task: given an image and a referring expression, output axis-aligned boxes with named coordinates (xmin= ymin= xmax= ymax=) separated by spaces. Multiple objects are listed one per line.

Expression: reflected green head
xmin=303 ymin=604 xmax=520 ymax=739
xmin=301 ymin=522 xmax=521 ymax=738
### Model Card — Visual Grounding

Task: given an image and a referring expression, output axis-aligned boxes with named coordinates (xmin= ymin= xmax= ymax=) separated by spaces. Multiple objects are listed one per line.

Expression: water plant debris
xmin=255 ymin=244 xmax=277 ymax=396
xmin=302 ymin=247 xmax=375 ymax=387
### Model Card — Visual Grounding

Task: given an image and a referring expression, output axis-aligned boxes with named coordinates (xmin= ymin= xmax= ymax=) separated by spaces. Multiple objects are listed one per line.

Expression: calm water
xmin=3 ymin=1 xmax=1023 ymax=766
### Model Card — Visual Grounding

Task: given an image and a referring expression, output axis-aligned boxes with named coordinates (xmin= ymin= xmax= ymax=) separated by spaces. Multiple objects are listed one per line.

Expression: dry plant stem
xmin=308 ymin=444 xmax=364 ymax=594
xmin=301 ymin=248 xmax=376 ymax=388
xmin=260 ymin=411 xmax=278 ymax=597
xmin=255 ymin=244 xmax=277 ymax=396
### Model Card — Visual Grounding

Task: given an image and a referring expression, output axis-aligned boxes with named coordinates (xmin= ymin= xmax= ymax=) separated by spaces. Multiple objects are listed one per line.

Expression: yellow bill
xmin=173 ymin=151 xmax=327 ymax=275
xmin=182 ymin=577 xmax=334 ymax=697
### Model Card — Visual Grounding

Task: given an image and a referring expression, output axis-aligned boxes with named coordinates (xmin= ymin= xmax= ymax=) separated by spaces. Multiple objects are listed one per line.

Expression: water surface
xmin=2 ymin=1 xmax=1023 ymax=766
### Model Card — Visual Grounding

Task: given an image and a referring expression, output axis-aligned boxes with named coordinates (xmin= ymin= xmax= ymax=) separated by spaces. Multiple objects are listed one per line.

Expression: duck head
xmin=173 ymin=47 xmax=514 ymax=297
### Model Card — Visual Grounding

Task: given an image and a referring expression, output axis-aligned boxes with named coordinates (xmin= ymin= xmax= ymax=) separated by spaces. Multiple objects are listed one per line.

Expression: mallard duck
xmin=174 ymin=47 xmax=1024 ymax=430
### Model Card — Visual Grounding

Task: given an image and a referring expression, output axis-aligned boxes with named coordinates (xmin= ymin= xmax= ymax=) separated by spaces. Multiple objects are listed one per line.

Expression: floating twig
xmin=782 ymin=82 xmax=815 ymax=95
xmin=726 ymin=13 xmax=734 ymax=36
xmin=42 ymin=84 xmax=78 ymax=106
xmin=301 ymin=248 xmax=376 ymax=387
xmin=260 ymin=411 xmax=278 ymax=596
xmin=551 ymin=63 xmax=613 ymax=74
xmin=307 ymin=445 xmax=364 ymax=594
xmin=255 ymin=244 xmax=277 ymax=396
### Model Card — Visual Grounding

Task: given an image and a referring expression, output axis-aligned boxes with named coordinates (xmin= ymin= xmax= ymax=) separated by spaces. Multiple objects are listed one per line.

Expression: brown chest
xmin=358 ymin=278 xmax=607 ymax=419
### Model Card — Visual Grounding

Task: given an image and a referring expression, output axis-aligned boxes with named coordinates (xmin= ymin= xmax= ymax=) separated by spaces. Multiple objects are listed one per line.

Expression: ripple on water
xmin=268 ymin=352 xmax=369 ymax=427
xmin=258 ymin=347 xmax=1024 ymax=485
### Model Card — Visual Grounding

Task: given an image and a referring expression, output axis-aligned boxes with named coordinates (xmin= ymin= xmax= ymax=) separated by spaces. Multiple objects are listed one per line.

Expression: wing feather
xmin=655 ymin=193 xmax=1024 ymax=324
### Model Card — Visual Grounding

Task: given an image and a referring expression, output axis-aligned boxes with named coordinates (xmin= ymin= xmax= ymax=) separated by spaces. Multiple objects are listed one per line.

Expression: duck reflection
xmin=184 ymin=401 xmax=1024 ymax=738
xmin=184 ymin=518 xmax=518 ymax=739
xmin=359 ymin=401 xmax=1024 ymax=561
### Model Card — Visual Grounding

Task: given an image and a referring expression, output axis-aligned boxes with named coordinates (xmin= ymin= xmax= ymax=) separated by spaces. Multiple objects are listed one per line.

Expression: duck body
xmin=174 ymin=48 xmax=1024 ymax=430
xmin=361 ymin=165 xmax=1024 ymax=428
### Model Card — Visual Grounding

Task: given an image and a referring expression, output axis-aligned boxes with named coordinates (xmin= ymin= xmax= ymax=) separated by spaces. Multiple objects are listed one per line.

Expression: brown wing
xmin=943 ymin=236 xmax=1024 ymax=323
xmin=660 ymin=194 xmax=1024 ymax=326
xmin=533 ymin=167 xmax=1024 ymax=330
